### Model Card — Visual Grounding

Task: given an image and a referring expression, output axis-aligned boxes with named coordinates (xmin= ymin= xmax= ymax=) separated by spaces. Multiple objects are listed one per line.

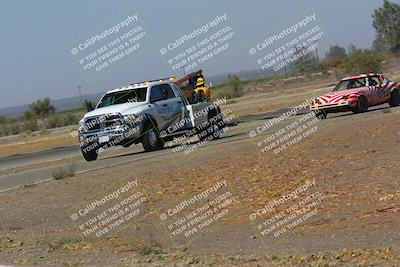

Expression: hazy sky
xmin=0 ymin=0 xmax=396 ymax=108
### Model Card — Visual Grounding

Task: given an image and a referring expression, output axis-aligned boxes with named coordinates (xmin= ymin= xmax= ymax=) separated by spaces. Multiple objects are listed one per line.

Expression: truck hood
xmin=83 ymin=102 xmax=147 ymax=119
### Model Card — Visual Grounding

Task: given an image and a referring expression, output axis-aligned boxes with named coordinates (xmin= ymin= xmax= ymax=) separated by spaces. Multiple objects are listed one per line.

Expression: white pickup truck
xmin=78 ymin=79 xmax=224 ymax=161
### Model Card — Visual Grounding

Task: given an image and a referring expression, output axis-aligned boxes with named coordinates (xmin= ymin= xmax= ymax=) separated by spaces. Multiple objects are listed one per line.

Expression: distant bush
xmin=44 ymin=113 xmax=80 ymax=129
xmin=45 ymin=116 xmax=60 ymax=129
xmin=0 ymin=115 xmax=8 ymax=124
xmin=26 ymin=98 xmax=55 ymax=117
xmin=0 ymin=97 xmax=60 ymax=136
xmin=323 ymin=58 xmax=344 ymax=69
xmin=0 ymin=110 xmax=81 ymax=137
xmin=83 ymin=99 xmax=96 ymax=111
xmin=344 ymin=49 xmax=384 ymax=74
xmin=0 ymin=122 xmax=13 ymax=136
xmin=6 ymin=122 xmax=21 ymax=135
xmin=21 ymin=111 xmax=38 ymax=133
xmin=221 ymin=75 xmax=243 ymax=99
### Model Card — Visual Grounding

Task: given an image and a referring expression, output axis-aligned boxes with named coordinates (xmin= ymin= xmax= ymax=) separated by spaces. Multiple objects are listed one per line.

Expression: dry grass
xmin=52 ymin=163 xmax=76 ymax=180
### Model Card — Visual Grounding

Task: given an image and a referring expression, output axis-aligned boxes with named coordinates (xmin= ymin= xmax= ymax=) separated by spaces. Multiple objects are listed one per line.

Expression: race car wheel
xmin=142 ymin=124 xmax=164 ymax=152
xmin=389 ymin=90 xmax=400 ymax=107
xmin=314 ymin=110 xmax=327 ymax=119
xmin=81 ymin=146 xmax=98 ymax=161
xmin=356 ymin=96 xmax=368 ymax=113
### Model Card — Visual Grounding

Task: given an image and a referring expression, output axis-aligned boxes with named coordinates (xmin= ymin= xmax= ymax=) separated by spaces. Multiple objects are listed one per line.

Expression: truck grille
xmin=84 ymin=113 xmax=124 ymax=132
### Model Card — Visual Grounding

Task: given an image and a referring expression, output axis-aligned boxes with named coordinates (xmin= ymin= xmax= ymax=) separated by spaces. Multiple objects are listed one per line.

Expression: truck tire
xmin=142 ymin=124 xmax=164 ymax=151
xmin=197 ymin=109 xmax=221 ymax=142
xmin=389 ymin=90 xmax=400 ymax=107
xmin=81 ymin=147 xmax=98 ymax=161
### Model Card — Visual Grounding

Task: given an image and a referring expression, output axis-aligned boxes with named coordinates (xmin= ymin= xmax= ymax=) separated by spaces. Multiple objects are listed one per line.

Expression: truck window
xmin=150 ymin=84 xmax=176 ymax=102
xmin=173 ymin=84 xmax=189 ymax=105
xmin=97 ymin=87 xmax=147 ymax=108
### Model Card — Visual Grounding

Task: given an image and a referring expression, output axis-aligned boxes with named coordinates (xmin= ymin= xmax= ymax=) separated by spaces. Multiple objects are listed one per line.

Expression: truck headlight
xmin=78 ymin=121 xmax=86 ymax=132
xmin=124 ymin=114 xmax=139 ymax=124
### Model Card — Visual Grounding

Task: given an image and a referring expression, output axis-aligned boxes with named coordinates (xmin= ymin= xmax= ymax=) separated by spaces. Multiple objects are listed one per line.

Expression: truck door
xmin=149 ymin=84 xmax=184 ymax=131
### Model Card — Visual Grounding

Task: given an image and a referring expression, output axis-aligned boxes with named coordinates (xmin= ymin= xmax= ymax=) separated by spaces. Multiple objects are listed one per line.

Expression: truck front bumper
xmin=78 ymin=124 xmax=142 ymax=148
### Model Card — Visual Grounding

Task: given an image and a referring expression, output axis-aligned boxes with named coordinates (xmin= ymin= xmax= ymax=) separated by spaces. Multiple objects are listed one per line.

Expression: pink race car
xmin=310 ymin=73 xmax=400 ymax=118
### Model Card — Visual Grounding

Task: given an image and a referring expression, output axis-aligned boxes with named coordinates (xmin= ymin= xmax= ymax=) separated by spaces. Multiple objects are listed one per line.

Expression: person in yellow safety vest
xmin=194 ymin=77 xmax=210 ymax=102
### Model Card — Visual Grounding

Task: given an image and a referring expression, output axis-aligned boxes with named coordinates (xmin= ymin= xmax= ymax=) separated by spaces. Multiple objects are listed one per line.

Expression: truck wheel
xmin=142 ymin=125 xmax=164 ymax=151
xmin=389 ymin=90 xmax=400 ymax=107
xmin=198 ymin=109 xmax=221 ymax=142
xmin=356 ymin=96 xmax=368 ymax=113
xmin=81 ymin=147 xmax=98 ymax=161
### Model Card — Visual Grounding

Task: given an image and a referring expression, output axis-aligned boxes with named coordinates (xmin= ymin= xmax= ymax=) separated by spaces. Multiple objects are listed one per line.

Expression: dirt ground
xmin=0 ymin=102 xmax=399 ymax=266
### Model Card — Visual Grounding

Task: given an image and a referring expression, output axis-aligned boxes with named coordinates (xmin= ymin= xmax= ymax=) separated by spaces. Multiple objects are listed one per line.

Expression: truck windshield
xmin=97 ymin=87 xmax=147 ymax=108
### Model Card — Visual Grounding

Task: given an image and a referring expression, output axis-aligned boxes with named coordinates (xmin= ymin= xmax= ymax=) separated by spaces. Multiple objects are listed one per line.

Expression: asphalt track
xmin=0 ymin=105 xmax=390 ymax=192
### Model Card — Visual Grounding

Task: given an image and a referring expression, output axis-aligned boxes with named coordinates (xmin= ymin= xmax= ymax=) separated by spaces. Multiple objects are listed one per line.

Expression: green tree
xmin=348 ymin=44 xmax=357 ymax=56
xmin=26 ymin=98 xmax=55 ymax=117
xmin=372 ymin=35 xmax=389 ymax=52
xmin=324 ymin=45 xmax=347 ymax=68
xmin=344 ymin=49 xmax=384 ymax=74
xmin=289 ymin=45 xmax=319 ymax=74
xmin=325 ymin=45 xmax=347 ymax=60
xmin=372 ymin=0 xmax=400 ymax=53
